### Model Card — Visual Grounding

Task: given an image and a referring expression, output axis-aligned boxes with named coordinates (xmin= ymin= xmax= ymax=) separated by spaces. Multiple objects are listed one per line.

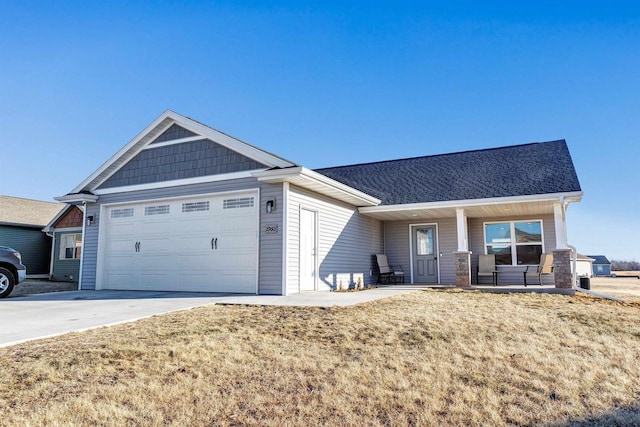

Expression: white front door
xmin=101 ymin=192 xmax=258 ymax=293
xmin=299 ymin=208 xmax=317 ymax=292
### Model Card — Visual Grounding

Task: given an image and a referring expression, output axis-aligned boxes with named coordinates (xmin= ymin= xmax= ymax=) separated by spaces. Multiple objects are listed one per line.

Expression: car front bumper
xmin=17 ymin=268 xmax=26 ymax=283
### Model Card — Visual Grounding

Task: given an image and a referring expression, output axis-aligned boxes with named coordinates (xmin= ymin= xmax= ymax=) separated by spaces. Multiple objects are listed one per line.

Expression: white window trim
xmin=59 ymin=233 xmax=82 ymax=260
xmin=483 ymin=219 xmax=545 ymax=266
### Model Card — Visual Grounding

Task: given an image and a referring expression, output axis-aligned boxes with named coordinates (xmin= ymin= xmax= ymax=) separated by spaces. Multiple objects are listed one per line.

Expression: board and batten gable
xmin=383 ymin=218 xmax=458 ymax=284
xmin=286 ymin=184 xmax=383 ymax=294
xmin=80 ymin=178 xmax=284 ymax=293
xmin=468 ymin=214 xmax=556 ymax=285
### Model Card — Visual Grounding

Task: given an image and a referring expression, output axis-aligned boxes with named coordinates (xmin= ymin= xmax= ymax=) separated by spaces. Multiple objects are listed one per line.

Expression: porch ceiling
xmin=359 ymin=199 xmax=557 ymax=221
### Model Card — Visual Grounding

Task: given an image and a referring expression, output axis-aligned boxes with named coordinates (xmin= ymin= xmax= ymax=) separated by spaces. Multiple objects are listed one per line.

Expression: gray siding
xmin=151 ymin=124 xmax=196 ymax=143
xmin=0 ymin=225 xmax=51 ymax=275
xmin=80 ymin=177 xmax=284 ymax=294
xmin=287 ymin=185 xmax=384 ymax=294
xmin=384 ymin=218 xmax=458 ymax=284
xmin=469 ymin=214 xmax=556 ymax=285
xmin=51 ymin=230 xmax=82 ymax=282
xmin=258 ymin=183 xmax=284 ymax=294
xmin=99 ymin=139 xmax=267 ymax=189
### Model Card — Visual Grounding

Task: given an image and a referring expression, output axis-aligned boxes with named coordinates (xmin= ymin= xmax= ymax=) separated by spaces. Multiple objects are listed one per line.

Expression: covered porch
xmin=361 ymin=192 xmax=582 ymax=290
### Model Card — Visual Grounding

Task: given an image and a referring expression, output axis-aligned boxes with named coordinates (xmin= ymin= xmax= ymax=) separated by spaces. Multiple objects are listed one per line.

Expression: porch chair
xmin=375 ymin=254 xmax=405 ymax=284
xmin=477 ymin=254 xmax=498 ymax=286
xmin=523 ymin=253 xmax=554 ymax=286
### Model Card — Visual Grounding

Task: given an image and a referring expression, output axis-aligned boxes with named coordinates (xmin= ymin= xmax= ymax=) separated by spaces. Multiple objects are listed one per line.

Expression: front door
xmin=299 ymin=208 xmax=317 ymax=292
xmin=412 ymin=225 xmax=438 ymax=283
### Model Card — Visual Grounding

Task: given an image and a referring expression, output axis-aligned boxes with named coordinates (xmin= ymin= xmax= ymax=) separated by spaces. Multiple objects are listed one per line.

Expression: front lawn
xmin=1 ymin=290 xmax=638 ymax=426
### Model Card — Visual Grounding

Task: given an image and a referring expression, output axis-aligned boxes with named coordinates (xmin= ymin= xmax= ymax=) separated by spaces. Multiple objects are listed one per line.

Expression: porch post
xmin=454 ymin=208 xmax=471 ymax=287
xmin=553 ymin=201 xmax=572 ymax=289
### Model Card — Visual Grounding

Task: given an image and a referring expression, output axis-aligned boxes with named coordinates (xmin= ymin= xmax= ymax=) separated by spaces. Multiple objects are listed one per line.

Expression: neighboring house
xmin=588 ymin=255 xmax=612 ymax=276
xmin=42 ymin=205 xmax=84 ymax=283
xmin=575 ymin=254 xmax=595 ymax=278
xmin=56 ymin=110 xmax=582 ymax=295
xmin=0 ymin=195 xmax=64 ymax=278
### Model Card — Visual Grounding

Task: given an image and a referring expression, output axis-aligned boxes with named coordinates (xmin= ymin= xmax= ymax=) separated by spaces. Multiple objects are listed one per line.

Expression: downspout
xmin=561 ymin=197 xmax=622 ymax=301
xmin=45 ymin=230 xmax=55 ymax=279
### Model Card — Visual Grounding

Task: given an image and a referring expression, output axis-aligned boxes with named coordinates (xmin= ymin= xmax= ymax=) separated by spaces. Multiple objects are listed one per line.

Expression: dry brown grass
xmin=1 ymin=290 xmax=639 ymax=426
xmin=590 ymin=275 xmax=640 ymax=301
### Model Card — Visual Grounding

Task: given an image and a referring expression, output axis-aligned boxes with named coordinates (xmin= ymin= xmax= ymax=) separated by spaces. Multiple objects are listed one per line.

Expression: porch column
xmin=454 ymin=208 xmax=471 ymax=287
xmin=553 ymin=202 xmax=568 ymax=250
xmin=553 ymin=249 xmax=573 ymax=290
xmin=553 ymin=201 xmax=573 ymax=289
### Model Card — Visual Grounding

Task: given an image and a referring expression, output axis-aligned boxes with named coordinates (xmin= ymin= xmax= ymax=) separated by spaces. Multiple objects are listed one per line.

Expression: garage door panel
xmin=102 ymin=192 xmax=258 ymax=293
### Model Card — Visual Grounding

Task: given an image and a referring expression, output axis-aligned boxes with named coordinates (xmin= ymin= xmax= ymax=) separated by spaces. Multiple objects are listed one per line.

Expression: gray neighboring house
xmin=0 ymin=195 xmax=64 ymax=278
xmin=588 ymin=255 xmax=612 ymax=276
xmin=43 ymin=204 xmax=84 ymax=283
xmin=56 ymin=110 xmax=583 ymax=295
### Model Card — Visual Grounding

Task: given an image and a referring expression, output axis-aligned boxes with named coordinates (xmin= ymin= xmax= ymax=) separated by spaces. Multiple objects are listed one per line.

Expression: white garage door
xmin=101 ymin=192 xmax=258 ymax=293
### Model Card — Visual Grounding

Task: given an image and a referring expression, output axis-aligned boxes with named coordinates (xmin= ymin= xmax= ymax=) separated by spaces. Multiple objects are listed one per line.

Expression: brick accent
xmin=454 ymin=251 xmax=472 ymax=287
xmin=54 ymin=206 xmax=83 ymax=228
xmin=553 ymin=249 xmax=573 ymax=289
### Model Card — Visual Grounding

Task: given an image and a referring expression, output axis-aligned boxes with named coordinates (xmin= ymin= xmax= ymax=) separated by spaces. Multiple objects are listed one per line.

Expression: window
xmin=144 ymin=205 xmax=170 ymax=215
xmin=223 ymin=197 xmax=254 ymax=209
xmin=484 ymin=220 xmax=543 ymax=265
xmin=60 ymin=233 xmax=82 ymax=260
xmin=111 ymin=208 xmax=134 ymax=218
xmin=182 ymin=201 xmax=210 ymax=212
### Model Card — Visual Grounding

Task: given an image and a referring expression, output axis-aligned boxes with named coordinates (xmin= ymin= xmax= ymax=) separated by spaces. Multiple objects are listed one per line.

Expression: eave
xmin=254 ymin=167 xmax=381 ymax=207
xmin=358 ymin=191 xmax=583 ymax=220
xmin=54 ymin=193 xmax=100 ymax=204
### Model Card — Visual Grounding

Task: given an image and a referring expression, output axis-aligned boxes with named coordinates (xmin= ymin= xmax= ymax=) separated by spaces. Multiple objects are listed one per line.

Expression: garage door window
xmin=223 ymin=197 xmax=254 ymax=209
xmin=145 ymin=205 xmax=170 ymax=215
xmin=182 ymin=201 xmax=210 ymax=212
xmin=111 ymin=208 xmax=134 ymax=218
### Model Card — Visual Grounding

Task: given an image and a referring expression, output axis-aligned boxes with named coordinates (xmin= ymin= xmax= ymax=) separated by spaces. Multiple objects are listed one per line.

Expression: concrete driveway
xmin=0 ymin=286 xmax=423 ymax=348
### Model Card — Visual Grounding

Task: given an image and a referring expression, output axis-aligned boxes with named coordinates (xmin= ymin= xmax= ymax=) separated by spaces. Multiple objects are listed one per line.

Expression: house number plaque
xmin=265 ymin=224 xmax=279 ymax=234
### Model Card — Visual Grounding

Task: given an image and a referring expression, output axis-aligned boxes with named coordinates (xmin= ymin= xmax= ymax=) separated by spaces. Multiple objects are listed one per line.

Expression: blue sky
xmin=1 ymin=1 xmax=639 ymax=261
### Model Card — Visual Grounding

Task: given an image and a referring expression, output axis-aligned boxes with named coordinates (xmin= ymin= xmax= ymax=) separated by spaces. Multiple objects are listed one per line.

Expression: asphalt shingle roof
xmin=0 ymin=195 xmax=64 ymax=227
xmin=587 ymin=255 xmax=611 ymax=265
xmin=315 ymin=140 xmax=581 ymax=205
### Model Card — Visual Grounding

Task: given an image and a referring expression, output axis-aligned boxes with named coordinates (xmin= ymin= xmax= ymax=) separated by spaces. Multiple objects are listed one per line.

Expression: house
xmin=0 ymin=195 xmax=64 ymax=278
xmin=575 ymin=254 xmax=595 ymax=278
xmin=42 ymin=204 xmax=84 ymax=283
xmin=56 ymin=110 xmax=582 ymax=295
xmin=588 ymin=255 xmax=611 ymax=276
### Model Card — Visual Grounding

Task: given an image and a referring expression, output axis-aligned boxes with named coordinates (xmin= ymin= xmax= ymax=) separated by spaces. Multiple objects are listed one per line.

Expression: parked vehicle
xmin=0 ymin=245 xmax=27 ymax=298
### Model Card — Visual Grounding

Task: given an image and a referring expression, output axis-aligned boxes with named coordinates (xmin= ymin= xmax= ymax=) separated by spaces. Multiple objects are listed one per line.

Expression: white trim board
xmin=93 ymin=170 xmax=267 ymax=195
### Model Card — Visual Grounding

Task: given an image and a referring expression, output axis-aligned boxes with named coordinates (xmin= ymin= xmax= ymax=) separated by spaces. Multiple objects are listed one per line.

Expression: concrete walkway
xmin=0 ymin=287 xmax=421 ymax=348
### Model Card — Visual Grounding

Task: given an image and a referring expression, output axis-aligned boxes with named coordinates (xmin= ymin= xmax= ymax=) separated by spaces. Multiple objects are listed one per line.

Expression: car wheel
xmin=0 ymin=267 xmax=16 ymax=298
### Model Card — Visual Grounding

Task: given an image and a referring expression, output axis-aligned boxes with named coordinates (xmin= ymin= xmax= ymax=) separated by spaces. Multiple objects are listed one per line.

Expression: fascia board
xmin=254 ymin=167 xmax=381 ymax=206
xmin=70 ymin=110 xmax=175 ymax=194
xmin=170 ymin=113 xmax=295 ymax=169
xmin=54 ymin=194 xmax=100 ymax=204
xmin=358 ymin=191 xmax=583 ymax=214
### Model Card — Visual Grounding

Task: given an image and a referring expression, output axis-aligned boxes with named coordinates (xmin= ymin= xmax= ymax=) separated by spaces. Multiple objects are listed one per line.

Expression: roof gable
xmin=316 ymin=140 xmax=582 ymax=205
xmin=70 ymin=110 xmax=295 ymax=193
xmin=587 ymin=255 xmax=611 ymax=265
xmin=0 ymin=195 xmax=64 ymax=227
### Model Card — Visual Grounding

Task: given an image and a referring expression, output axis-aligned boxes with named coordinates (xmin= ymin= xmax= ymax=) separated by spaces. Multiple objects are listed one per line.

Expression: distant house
xmin=588 ymin=255 xmax=611 ymax=276
xmin=575 ymin=254 xmax=595 ymax=278
xmin=43 ymin=205 xmax=84 ymax=283
xmin=0 ymin=195 xmax=64 ymax=278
